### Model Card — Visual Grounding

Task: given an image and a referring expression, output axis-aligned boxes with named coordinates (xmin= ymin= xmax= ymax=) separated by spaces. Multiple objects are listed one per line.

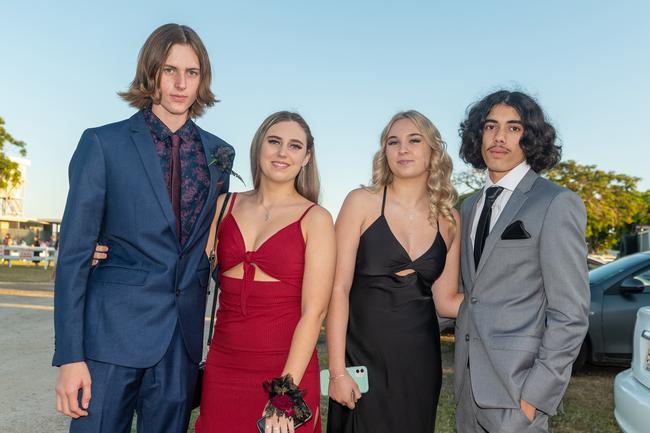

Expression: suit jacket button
xmin=470 ymin=297 xmax=478 ymax=304
xmin=175 ymin=288 xmax=181 ymax=296
xmin=465 ymin=334 xmax=470 ymax=342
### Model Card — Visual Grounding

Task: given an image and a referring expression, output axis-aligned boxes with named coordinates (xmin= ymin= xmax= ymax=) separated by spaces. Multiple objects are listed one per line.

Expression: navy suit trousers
xmin=69 ymin=323 xmax=198 ymax=433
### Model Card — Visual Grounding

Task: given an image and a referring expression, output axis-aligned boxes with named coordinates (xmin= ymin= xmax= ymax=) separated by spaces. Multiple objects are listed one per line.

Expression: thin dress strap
xmin=216 ymin=192 xmax=234 ymax=237
xmin=381 ymin=185 xmax=388 ymax=215
xmin=227 ymin=192 xmax=238 ymax=215
xmin=298 ymin=203 xmax=318 ymax=222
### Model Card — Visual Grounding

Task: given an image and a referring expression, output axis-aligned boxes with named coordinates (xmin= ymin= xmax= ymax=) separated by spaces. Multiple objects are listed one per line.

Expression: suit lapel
xmin=130 ymin=112 xmax=180 ymax=249
xmin=182 ymin=127 xmax=225 ymax=252
xmin=474 ymin=170 xmax=539 ymax=278
xmin=462 ymin=191 xmax=481 ymax=285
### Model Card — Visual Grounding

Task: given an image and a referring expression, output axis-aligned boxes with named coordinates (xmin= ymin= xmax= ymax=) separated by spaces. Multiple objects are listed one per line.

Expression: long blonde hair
xmin=250 ymin=111 xmax=320 ymax=203
xmin=370 ymin=110 xmax=457 ymax=233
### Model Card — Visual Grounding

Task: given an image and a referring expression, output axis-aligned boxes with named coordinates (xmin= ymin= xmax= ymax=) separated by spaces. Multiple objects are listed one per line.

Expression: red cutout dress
xmin=195 ymin=193 xmax=321 ymax=432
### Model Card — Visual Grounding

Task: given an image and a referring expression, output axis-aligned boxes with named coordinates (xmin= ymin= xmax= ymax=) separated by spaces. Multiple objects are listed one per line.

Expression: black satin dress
xmin=327 ymin=187 xmax=447 ymax=433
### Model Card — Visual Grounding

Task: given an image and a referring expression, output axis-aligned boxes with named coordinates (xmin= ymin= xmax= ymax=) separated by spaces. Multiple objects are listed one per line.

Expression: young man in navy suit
xmin=53 ymin=24 xmax=233 ymax=433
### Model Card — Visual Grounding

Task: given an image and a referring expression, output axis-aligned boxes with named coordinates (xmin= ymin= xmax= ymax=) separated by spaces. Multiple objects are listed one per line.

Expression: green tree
xmin=452 ymin=169 xmax=484 ymax=210
xmin=635 ymin=191 xmax=650 ymax=226
xmin=0 ymin=116 xmax=27 ymax=191
xmin=547 ymin=160 xmax=648 ymax=253
xmin=452 ymin=169 xmax=484 ymax=192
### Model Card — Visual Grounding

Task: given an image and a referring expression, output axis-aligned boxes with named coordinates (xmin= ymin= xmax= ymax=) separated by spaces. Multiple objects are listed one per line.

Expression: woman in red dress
xmin=195 ymin=111 xmax=335 ymax=433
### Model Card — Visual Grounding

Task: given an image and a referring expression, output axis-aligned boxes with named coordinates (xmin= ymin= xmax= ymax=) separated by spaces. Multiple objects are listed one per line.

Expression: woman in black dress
xmin=326 ymin=111 xmax=463 ymax=432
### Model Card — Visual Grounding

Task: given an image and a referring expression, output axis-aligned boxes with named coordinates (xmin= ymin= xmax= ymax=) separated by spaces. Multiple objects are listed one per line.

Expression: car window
xmin=590 ymin=254 xmax=650 ymax=285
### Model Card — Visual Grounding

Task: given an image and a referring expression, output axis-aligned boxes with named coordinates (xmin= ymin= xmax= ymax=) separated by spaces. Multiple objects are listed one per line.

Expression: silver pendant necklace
xmin=261 ymin=202 xmax=271 ymax=221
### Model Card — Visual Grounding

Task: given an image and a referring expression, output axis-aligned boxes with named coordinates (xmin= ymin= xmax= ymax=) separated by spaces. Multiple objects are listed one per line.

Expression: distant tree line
xmin=0 ymin=116 xmax=27 ymax=191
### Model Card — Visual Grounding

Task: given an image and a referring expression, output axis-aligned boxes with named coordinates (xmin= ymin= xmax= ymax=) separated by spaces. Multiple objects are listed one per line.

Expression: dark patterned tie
xmin=170 ymin=134 xmax=182 ymax=240
xmin=473 ymin=186 xmax=504 ymax=269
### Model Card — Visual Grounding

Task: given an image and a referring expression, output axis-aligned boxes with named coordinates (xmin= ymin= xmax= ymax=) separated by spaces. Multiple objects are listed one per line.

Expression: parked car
xmin=573 ymin=252 xmax=650 ymax=371
xmin=614 ymin=306 xmax=650 ymax=433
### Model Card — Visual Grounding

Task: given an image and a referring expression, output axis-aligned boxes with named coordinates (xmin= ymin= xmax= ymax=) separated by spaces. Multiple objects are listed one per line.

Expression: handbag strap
xmin=206 ymin=192 xmax=231 ymax=346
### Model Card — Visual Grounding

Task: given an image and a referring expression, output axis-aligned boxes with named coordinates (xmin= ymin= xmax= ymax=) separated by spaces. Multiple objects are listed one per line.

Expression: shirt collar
xmin=142 ymin=106 xmax=196 ymax=143
xmin=485 ymin=161 xmax=531 ymax=192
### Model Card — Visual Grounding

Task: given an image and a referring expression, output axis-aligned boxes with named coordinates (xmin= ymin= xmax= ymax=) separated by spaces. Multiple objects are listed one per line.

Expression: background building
xmin=0 ymin=157 xmax=60 ymax=245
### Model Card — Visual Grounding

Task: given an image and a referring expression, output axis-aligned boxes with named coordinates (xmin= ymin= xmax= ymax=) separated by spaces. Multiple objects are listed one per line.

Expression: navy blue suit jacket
xmin=53 ymin=111 xmax=231 ymax=368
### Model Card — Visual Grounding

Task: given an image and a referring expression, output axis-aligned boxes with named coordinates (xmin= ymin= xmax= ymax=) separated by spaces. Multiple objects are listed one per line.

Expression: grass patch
xmin=148 ymin=332 xmax=624 ymax=433
xmin=0 ymin=264 xmax=55 ymax=283
xmin=550 ymin=365 xmax=624 ymax=433
xmin=433 ymin=338 xmax=623 ymax=433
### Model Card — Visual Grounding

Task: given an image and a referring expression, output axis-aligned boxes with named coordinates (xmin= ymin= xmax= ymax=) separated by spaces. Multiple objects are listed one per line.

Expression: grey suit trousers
xmin=456 ymin=367 xmax=549 ymax=433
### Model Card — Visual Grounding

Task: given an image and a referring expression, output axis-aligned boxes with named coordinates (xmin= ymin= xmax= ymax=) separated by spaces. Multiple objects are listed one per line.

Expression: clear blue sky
xmin=1 ymin=0 xmax=648 ymax=219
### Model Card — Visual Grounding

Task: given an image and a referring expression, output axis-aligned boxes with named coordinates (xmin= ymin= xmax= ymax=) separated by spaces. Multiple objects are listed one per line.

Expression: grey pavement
xmin=0 ymin=281 xmax=54 ymax=290
xmin=0 ymin=283 xmax=215 ymax=433
xmin=0 ymin=286 xmax=69 ymax=433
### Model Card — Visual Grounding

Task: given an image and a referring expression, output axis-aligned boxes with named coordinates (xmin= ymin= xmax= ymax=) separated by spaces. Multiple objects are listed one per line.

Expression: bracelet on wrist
xmin=329 ymin=373 xmax=346 ymax=381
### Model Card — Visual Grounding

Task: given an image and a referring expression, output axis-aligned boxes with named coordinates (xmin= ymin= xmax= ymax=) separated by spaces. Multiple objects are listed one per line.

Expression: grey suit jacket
xmin=454 ymin=170 xmax=590 ymax=416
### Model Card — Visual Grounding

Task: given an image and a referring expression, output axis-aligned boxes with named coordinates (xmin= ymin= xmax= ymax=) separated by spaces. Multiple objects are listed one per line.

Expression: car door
xmin=601 ymin=265 xmax=650 ymax=359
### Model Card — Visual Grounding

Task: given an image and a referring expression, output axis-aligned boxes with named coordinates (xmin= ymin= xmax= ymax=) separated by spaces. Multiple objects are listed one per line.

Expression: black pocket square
xmin=501 ymin=220 xmax=531 ymax=240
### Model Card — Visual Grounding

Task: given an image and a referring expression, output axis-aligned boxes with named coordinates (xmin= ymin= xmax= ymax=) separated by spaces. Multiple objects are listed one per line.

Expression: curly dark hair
xmin=459 ymin=90 xmax=561 ymax=172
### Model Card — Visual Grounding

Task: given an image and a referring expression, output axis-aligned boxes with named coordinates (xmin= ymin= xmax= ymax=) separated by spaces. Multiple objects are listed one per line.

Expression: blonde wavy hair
xmin=369 ymin=110 xmax=458 ymax=233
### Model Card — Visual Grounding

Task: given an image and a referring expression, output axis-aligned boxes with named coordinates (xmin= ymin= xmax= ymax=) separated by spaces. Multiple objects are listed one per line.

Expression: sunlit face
xmin=151 ymin=43 xmax=201 ymax=124
xmin=385 ymin=118 xmax=431 ymax=180
xmin=259 ymin=121 xmax=310 ymax=184
xmin=481 ymin=103 xmax=526 ymax=182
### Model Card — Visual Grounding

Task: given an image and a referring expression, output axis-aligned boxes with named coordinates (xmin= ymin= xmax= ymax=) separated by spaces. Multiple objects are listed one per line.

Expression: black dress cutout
xmin=327 ymin=186 xmax=447 ymax=433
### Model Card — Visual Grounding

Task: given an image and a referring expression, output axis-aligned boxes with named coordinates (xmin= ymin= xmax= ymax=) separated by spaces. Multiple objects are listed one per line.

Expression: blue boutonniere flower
xmin=209 ymin=145 xmax=244 ymax=184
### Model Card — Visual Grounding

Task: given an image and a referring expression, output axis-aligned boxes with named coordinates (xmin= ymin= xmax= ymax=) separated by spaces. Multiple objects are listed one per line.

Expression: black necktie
xmin=170 ymin=134 xmax=182 ymax=241
xmin=473 ymin=186 xmax=504 ymax=269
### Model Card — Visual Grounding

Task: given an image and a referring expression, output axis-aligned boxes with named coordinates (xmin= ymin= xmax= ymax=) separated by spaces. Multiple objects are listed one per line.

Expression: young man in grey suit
xmin=454 ymin=90 xmax=590 ymax=433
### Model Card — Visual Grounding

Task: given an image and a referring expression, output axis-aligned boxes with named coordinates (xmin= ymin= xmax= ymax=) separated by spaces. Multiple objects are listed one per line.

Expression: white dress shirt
xmin=470 ymin=161 xmax=531 ymax=247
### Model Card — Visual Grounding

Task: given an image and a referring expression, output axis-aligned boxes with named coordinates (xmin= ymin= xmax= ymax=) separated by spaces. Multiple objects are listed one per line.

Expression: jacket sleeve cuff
xmin=52 ymin=346 xmax=85 ymax=367
xmin=521 ymin=362 xmax=570 ymax=416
